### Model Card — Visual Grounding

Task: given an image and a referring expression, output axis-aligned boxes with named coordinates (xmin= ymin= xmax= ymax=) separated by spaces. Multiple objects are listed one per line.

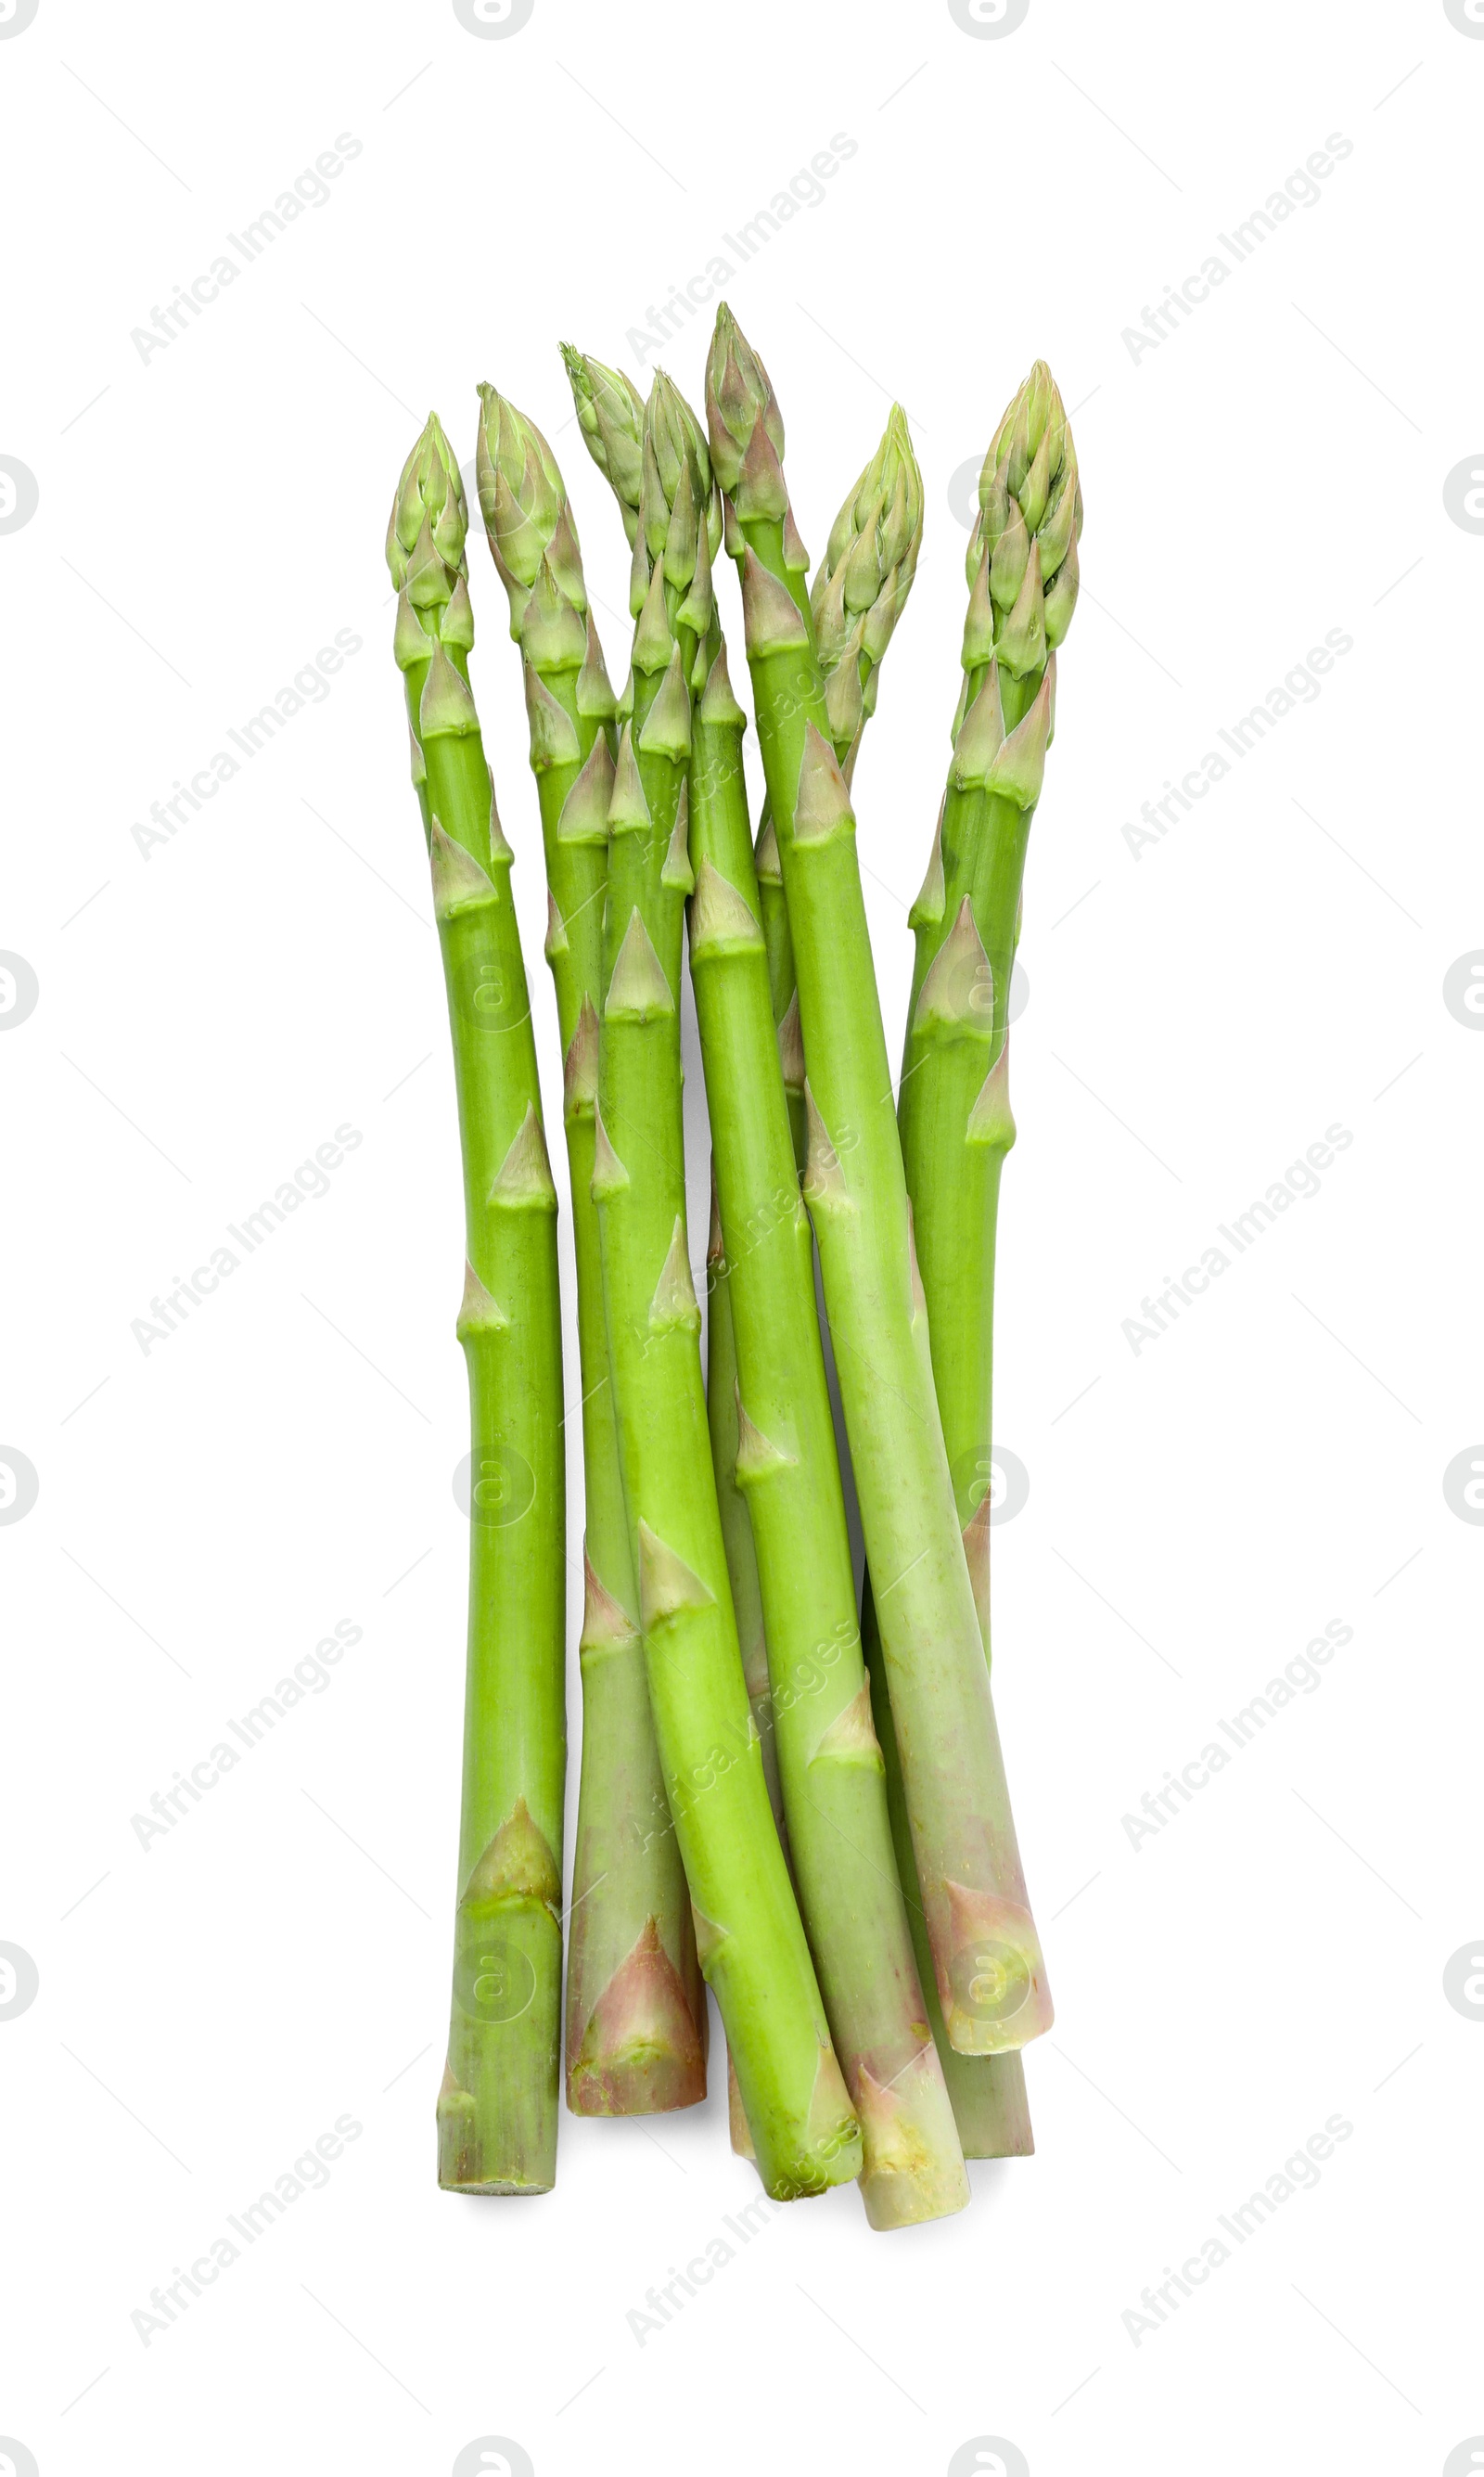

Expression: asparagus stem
xmin=704 ymin=1174 xmax=783 ymax=1838
xmin=388 ymin=417 xmax=565 ymax=2193
xmin=879 ymin=365 xmax=1080 ymax=2144
xmin=572 ymin=361 xmax=861 ymax=2200
xmin=689 ymin=642 xmax=968 ymax=2227
xmin=473 ymin=389 xmax=706 ymax=2117
xmin=707 ymin=307 xmax=1052 ymax=2059
xmin=707 ymin=1185 xmax=787 ymax=2169
xmin=775 ymin=397 xmax=1032 ymax=2153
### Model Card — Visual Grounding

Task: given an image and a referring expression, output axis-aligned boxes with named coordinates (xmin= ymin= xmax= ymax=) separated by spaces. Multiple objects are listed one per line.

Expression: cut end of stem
xmin=938 ymin=1885 xmax=1053 ymax=2056
xmin=856 ymin=2047 xmax=971 ymax=2232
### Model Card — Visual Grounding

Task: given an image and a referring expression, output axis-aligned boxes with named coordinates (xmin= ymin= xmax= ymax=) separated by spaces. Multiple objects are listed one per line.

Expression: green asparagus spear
xmin=688 ymin=637 xmax=968 ymax=2226
xmin=873 ymin=367 xmax=1078 ymax=2142
xmin=805 ymin=408 xmax=1038 ymax=2152
xmin=564 ymin=349 xmax=783 ymax=2150
xmin=898 ymin=364 xmax=1080 ymax=1652
xmin=474 ymin=387 xmax=707 ymax=2116
xmin=388 ymin=416 xmax=565 ymax=2192
xmin=706 ymin=306 xmax=1052 ymax=2059
xmin=583 ymin=366 xmax=861 ymax=2199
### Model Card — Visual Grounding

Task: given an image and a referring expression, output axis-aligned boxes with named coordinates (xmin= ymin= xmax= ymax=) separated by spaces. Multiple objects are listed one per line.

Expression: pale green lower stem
xmin=862 ymin=1578 xmax=1032 ymax=2157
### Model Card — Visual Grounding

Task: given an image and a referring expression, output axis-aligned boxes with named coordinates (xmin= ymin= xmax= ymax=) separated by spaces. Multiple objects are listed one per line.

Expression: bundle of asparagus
xmin=389 ymin=305 xmax=1079 ymax=2227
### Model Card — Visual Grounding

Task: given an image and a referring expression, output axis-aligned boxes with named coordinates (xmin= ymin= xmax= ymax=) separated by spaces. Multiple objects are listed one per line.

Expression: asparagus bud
xmin=387 ymin=413 xmax=468 ymax=599
xmin=560 ymin=344 xmax=646 ymax=542
xmin=705 ymin=302 xmax=787 ymax=495
xmin=810 ymin=403 xmax=925 ymax=776
xmin=965 ymin=360 xmax=1081 ymax=718
xmin=565 ymin=351 xmax=720 ymax=649
xmin=475 ymin=386 xmax=586 ymax=632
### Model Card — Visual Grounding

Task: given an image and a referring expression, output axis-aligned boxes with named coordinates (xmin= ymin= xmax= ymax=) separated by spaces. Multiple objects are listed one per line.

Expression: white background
xmin=2 ymin=1 xmax=1481 ymax=2471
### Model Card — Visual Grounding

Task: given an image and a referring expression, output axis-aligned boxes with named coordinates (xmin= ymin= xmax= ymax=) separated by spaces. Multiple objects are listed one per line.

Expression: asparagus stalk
xmin=742 ymin=409 xmax=1006 ymax=2162
xmin=387 ymin=417 xmax=565 ymax=2193
xmin=688 ymin=635 xmax=968 ymax=2227
xmin=565 ymin=348 xmax=783 ymax=2161
xmin=898 ymin=363 xmax=1081 ymax=1647
xmin=581 ymin=364 xmax=861 ymax=2199
xmin=875 ymin=366 xmax=1079 ymax=2145
xmin=706 ymin=1184 xmax=787 ymax=2172
xmin=706 ymin=305 xmax=1052 ymax=2058
xmin=474 ymin=388 xmax=706 ymax=2115
xmin=805 ymin=409 xmax=1041 ymax=2149
xmin=704 ymin=1174 xmax=783 ymax=1835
